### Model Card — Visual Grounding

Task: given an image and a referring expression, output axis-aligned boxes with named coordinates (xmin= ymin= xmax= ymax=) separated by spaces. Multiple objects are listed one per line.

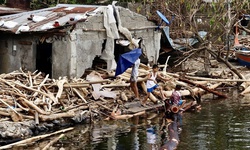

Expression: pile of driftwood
xmin=1 ymin=62 xmax=249 ymax=149
xmin=0 ymin=69 xmax=90 ymax=123
xmin=0 ymin=65 xmax=237 ymax=124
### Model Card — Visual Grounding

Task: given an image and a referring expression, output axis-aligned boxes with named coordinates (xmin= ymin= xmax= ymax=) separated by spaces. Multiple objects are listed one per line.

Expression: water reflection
xmin=146 ymin=125 xmax=157 ymax=150
xmin=20 ymin=88 xmax=250 ymax=150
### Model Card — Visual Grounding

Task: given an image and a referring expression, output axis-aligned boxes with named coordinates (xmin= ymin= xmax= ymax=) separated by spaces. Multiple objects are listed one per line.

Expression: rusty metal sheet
xmin=53 ymin=7 xmax=97 ymax=14
xmin=0 ymin=4 xmax=99 ymax=34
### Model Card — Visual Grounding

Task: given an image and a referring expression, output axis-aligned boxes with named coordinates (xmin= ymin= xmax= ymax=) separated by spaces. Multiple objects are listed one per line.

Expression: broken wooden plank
xmin=179 ymin=77 xmax=227 ymax=98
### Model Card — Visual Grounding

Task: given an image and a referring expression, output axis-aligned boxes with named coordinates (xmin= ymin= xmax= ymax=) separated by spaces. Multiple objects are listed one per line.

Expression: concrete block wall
xmin=0 ymin=35 xmax=36 ymax=74
xmin=52 ymin=40 xmax=71 ymax=78
xmin=67 ymin=6 xmax=160 ymax=78
xmin=118 ymin=7 xmax=155 ymax=29
xmin=75 ymin=39 xmax=103 ymax=77
xmin=0 ymin=38 xmax=12 ymax=73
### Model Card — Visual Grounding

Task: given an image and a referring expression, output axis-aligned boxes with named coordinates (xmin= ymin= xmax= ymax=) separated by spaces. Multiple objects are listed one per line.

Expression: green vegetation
xmin=0 ymin=0 xmax=5 ymax=5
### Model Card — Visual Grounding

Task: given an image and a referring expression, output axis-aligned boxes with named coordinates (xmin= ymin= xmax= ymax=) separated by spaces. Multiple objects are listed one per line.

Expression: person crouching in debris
xmin=141 ymin=64 xmax=170 ymax=107
xmin=130 ymin=58 xmax=140 ymax=101
xmin=170 ymin=85 xmax=186 ymax=110
xmin=170 ymin=84 xmax=186 ymax=132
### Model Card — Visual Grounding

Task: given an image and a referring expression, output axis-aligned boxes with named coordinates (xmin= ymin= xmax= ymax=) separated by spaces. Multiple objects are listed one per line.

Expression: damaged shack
xmin=0 ymin=3 xmax=161 ymax=78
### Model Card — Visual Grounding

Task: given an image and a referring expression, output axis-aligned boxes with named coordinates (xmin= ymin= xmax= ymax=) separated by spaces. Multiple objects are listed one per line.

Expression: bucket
xmin=171 ymin=105 xmax=179 ymax=113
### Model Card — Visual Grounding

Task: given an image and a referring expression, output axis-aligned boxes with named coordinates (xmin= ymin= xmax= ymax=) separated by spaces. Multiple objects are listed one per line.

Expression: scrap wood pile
xmin=0 ymin=69 xmax=135 ymax=124
xmin=0 ymin=68 xmax=143 ymax=124
xmin=1 ymin=63 xmax=248 ymax=125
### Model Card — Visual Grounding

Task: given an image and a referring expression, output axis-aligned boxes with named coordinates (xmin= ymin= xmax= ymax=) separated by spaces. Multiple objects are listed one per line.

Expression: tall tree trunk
xmin=225 ymin=0 xmax=231 ymax=60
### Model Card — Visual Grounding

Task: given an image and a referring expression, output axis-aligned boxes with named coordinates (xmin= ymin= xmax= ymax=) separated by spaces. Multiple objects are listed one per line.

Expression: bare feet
xmin=134 ymin=97 xmax=140 ymax=101
xmin=140 ymin=100 xmax=147 ymax=107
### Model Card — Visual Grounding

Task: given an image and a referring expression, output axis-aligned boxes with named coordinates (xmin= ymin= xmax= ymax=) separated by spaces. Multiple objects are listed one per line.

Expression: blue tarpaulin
xmin=115 ymin=48 xmax=142 ymax=77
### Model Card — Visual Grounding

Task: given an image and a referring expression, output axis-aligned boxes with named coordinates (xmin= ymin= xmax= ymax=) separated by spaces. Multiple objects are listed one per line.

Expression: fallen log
xmin=62 ymin=103 xmax=88 ymax=112
xmin=162 ymin=82 xmax=222 ymax=98
xmin=62 ymin=84 xmax=90 ymax=88
xmin=39 ymin=110 xmax=75 ymax=121
xmin=239 ymin=81 xmax=249 ymax=91
xmin=118 ymin=74 xmax=147 ymax=82
xmin=0 ymin=112 xmax=34 ymax=119
xmin=101 ymin=83 xmax=130 ymax=88
xmin=82 ymin=79 xmax=110 ymax=84
xmin=0 ymin=127 xmax=74 ymax=150
xmin=179 ymin=77 xmax=227 ymax=98
xmin=185 ymin=75 xmax=249 ymax=82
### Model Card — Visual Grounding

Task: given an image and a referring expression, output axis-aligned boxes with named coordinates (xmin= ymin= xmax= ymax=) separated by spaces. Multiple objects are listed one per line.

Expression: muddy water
xmin=18 ymin=88 xmax=250 ymax=150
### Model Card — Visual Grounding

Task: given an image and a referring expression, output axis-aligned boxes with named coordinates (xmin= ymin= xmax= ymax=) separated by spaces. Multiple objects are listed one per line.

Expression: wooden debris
xmin=0 ymin=127 xmax=74 ymax=150
xmin=0 ymin=64 xmax=239 ymax=142
xmin=179 ymin=77 xmax=227 ymax=98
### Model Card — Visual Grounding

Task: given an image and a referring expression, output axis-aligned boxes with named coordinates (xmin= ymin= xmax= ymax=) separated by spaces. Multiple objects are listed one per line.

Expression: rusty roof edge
xmin=0 ymin=6 xmax=58 ymax=19
xmin=56 ymin=4 xmax=102 ymax=8
xmin=0 ymin=4 xmax=102 ymax=20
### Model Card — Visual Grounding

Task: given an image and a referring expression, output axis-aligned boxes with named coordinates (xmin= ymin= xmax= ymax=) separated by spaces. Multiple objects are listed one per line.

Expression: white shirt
xmin=146 ymin=72 xmax=157 ymax=88
xmin=131 ymin=58 xmax=140 ymax=77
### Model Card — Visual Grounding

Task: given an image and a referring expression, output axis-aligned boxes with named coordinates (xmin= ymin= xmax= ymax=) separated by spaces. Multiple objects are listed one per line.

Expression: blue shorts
xmin=178 ymin=100 xmax=183 ymax=105
xmin=147 ymin=84 xmax=159 ymax=92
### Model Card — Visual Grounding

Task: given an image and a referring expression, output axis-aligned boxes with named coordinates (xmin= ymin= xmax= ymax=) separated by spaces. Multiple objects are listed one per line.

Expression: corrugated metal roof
xmin=0 ymin=4 xmax=99 ymax=34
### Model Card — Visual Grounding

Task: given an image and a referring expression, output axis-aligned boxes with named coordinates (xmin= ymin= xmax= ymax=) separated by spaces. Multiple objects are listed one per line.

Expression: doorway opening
xmin=36 ymin=42 xmax=52 ymax=77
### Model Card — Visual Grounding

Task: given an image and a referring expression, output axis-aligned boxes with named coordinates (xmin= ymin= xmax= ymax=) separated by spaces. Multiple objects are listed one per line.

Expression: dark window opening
xmin=36 ymin=42 xmax=52 ymax=78
xmin=114 ymin=41 xmax=129 ymax=63
xmin=91 ymin=56 xmax=107 ymax=69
